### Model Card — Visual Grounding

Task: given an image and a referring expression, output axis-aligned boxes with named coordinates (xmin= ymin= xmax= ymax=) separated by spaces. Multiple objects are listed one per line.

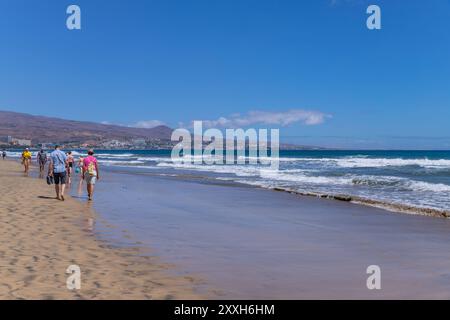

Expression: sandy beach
xmin=3 ymin=156 xmax=450 ymax=299
xmin=0 ymin=160 xmax=201 ymax=299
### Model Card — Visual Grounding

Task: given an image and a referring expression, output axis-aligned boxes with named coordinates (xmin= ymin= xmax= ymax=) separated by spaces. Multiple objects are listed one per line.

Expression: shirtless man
xmin=67 ymin=151 xmax=74 ymax=177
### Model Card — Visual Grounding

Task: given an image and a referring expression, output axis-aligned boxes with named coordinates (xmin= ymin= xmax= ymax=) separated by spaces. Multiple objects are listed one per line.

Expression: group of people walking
xmin=20 ymin=145 xmax=100 ymax=201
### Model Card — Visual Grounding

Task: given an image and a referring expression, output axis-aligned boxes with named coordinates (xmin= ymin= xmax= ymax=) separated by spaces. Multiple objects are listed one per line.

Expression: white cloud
xmin=198 ymin=109 xmax=330 ymax=128
xmin=132 ymin=120 xmax=166 ymax=128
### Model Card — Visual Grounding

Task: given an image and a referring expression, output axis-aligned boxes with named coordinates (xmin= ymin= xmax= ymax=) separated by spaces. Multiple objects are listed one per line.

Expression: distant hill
xmin=0 ymin=111 xmax=172 ymax=144
xmin=0 ymin=110 xmax=329 ymax=150
xmin=278 ymin=143 xmax=329 ymax=150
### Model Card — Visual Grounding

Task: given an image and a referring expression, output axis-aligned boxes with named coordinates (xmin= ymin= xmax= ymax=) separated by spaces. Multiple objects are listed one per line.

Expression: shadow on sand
xmin=37 ymin=196 xmax=58 ymax=200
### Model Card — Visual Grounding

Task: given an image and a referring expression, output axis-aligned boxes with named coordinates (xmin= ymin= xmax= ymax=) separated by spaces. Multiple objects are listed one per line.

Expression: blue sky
xmin=0 ymin=0 xmax=449 ymax=148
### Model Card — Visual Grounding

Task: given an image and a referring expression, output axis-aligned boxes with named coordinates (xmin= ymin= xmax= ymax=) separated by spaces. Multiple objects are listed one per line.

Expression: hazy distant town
xmin=0 ymin=135 xmax=176 ymax=150
xmin=0 ymin=111 xmax=324 ymax=151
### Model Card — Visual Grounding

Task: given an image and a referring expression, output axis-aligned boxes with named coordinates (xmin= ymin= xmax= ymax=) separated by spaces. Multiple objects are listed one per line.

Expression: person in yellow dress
xmin=21 ymin=148 xmax=32 ymax=174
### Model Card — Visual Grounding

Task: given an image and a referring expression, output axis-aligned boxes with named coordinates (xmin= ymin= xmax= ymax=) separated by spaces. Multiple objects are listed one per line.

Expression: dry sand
xmin=0 ymin=160 xmax=202 ymax=299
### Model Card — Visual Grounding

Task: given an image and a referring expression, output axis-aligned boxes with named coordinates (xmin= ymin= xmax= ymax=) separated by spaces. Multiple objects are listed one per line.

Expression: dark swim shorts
xmin=53 ymin=172 xmax=67 ymax=185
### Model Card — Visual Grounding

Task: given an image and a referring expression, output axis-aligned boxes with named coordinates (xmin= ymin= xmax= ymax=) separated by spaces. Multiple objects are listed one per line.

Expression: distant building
xmin=40 ymin=143 xmax=54 ymax=149
xmin=132 ymin=138 xmax=146 ymax=147
xmin=8 ymin=136 xmax=32 ymax=146
xmin=101 ymin=139 xmax=127 ymax=148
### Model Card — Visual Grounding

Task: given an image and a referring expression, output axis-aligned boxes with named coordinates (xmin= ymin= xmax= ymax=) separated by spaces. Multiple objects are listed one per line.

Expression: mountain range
xmin=0 ymin=110 xmax=327 ymax=150
xmin=0 ymin=111 xmax=172 ymax=144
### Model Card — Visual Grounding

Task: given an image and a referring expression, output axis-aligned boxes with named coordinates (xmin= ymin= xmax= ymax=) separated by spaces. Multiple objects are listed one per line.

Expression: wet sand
xmin=88 ymin=167 xmax=450 ymax=299
xmin=0 ymin=160 xmax=201 ymax=299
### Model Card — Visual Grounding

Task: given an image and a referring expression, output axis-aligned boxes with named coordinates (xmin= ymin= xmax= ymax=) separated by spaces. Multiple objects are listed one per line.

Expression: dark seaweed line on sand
xmin=271 ymin=187 xmax=450 ymax=219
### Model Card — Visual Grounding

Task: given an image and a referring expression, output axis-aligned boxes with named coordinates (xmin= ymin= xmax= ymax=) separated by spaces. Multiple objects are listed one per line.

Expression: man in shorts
xmin=66 ymin=151 xmax=74 ymax=177
xmin=48 ymin=145 xmax=68 ymax=201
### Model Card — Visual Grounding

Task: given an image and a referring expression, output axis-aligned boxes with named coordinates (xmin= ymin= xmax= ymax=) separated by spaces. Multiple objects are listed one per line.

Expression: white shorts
xmin=84 ymin=172 xmax=97 ymax=185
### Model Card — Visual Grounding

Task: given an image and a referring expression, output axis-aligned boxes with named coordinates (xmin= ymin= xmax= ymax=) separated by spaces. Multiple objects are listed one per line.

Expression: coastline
xmin=3 ymin=156 xmax=450 ymax=299
xmin=104 ymin=163 xmax=450 ymax=219
xmin=0 ymin=160 xmax=202 ymax=299
xmin=270 ymin=187 xmax=450 ymax=218
xmin=6 ymin=149 xmax=450 ymax=219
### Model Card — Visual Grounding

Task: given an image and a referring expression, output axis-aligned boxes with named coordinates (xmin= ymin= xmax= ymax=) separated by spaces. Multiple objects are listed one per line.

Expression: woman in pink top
xmin=82 ymin=149 xmax=100 ymax=201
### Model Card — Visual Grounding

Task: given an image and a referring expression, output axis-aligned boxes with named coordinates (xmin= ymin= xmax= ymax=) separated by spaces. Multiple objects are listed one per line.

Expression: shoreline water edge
xmin=5 ymin=149 xmax=450 ymax=219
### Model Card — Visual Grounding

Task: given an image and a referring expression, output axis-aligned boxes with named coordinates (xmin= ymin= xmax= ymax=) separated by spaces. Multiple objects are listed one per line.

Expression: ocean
xmin=7 ymin=149 xmax=450 ymax=214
